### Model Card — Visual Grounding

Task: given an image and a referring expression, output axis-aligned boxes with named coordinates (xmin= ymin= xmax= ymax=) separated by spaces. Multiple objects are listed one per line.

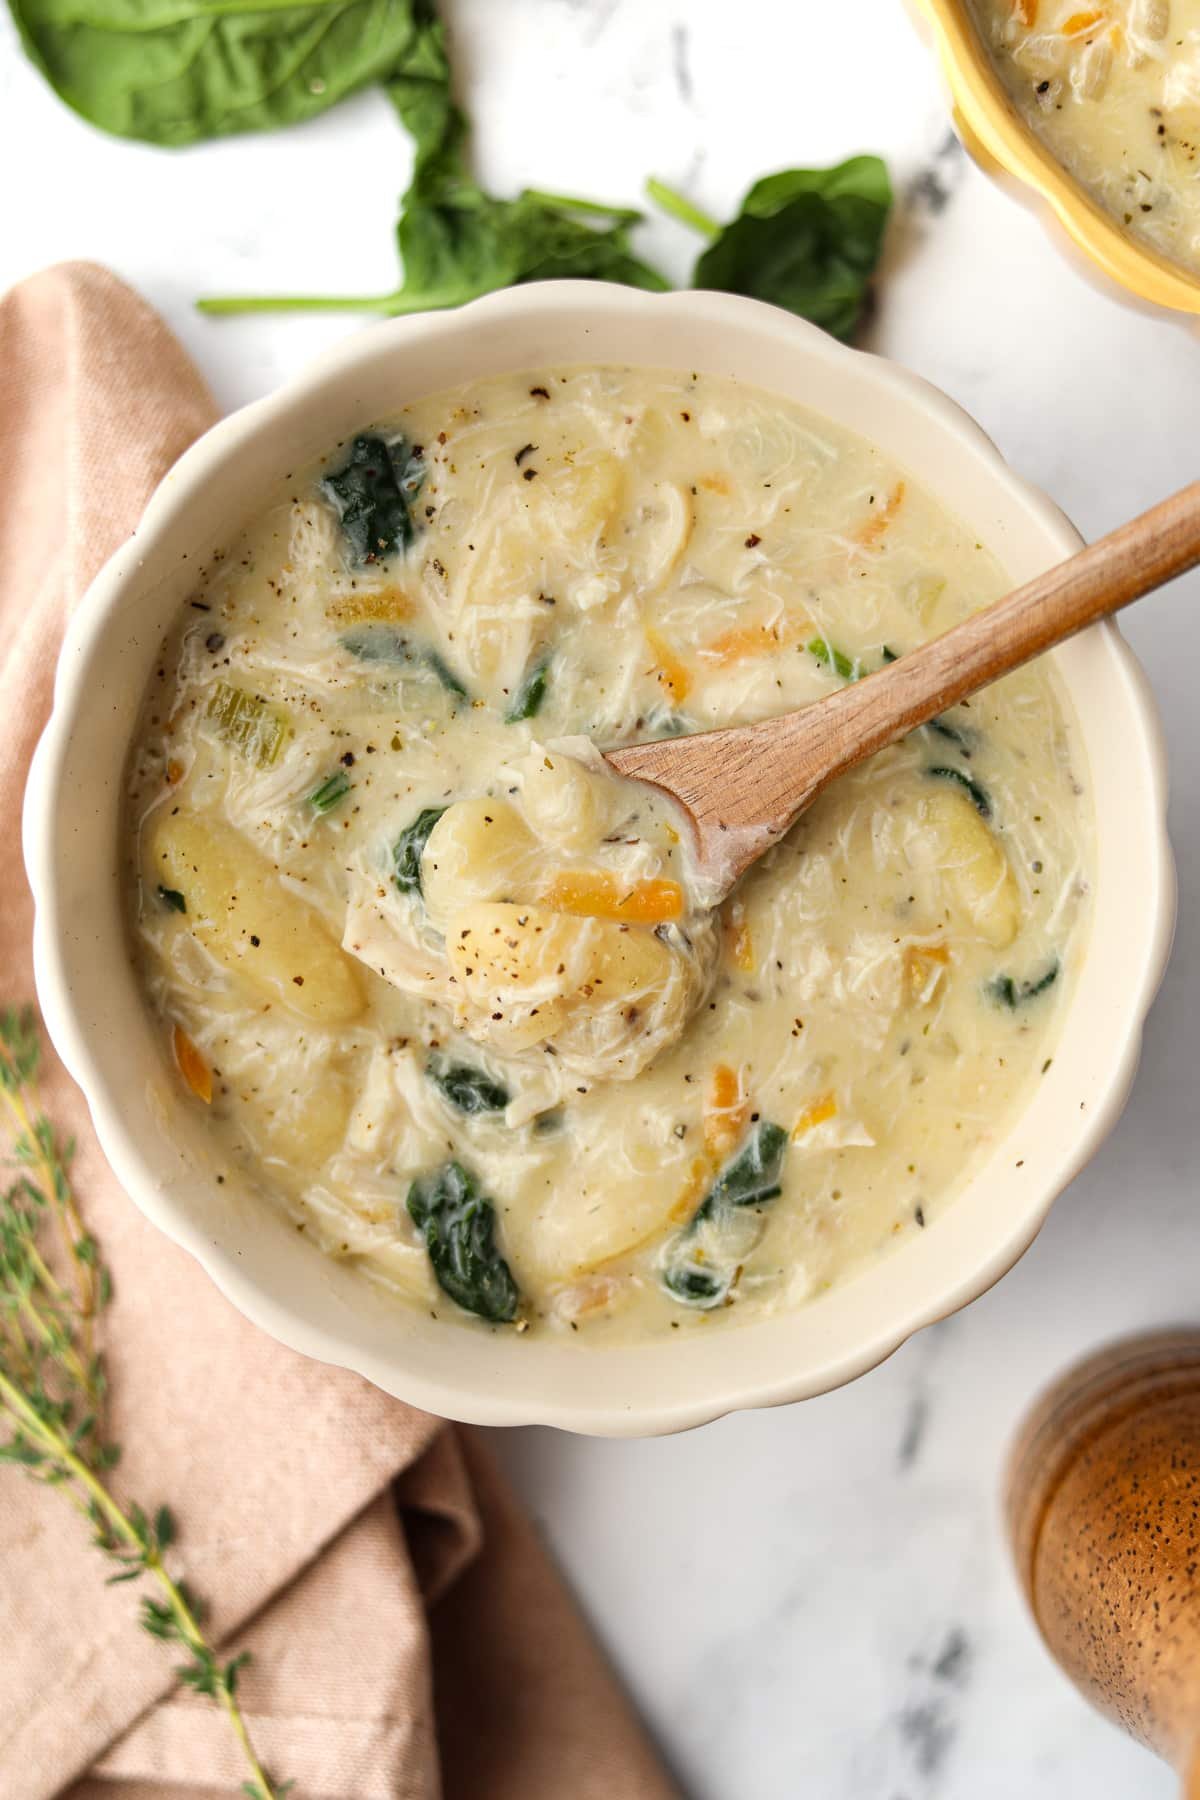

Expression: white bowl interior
xmin=25 ymin=286 xmax=1173 ymax=1435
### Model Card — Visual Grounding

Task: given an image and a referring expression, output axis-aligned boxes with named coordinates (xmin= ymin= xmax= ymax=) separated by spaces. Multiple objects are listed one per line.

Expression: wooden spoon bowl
xmin=608 ymin=483 xmax=1200 ymax=895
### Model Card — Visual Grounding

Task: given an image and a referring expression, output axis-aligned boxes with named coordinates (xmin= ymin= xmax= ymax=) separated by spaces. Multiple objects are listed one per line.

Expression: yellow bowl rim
xmin=915 ymin=0 xmax=1200 ymax=315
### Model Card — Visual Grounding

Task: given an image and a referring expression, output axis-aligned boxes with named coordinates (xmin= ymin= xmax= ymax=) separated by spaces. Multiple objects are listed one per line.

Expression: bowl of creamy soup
xmin=915 ymin=0 xmax=1200 ymax=314
xmin=24 ymin=283 xmax=1172 ymax=1434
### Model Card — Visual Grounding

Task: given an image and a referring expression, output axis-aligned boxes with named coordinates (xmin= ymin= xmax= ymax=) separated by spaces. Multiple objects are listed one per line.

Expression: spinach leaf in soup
xmin=505 ymin=652 xmax=551 ymax=724
xmin=321 ymin=434 xmax=425 ymax=564
xmin=988 ymin=960 xmax=1060 ymax=1011
xmin=427 ymin=1058 xmax=510 ymax=1115
xmin=393 ymin=807 xmax=446 ymax=898
xmin=9 ymin=0 xmax=435 ymax=145
xmin=408 ymin=1161 xmax=520 ymax=1322
xmin=647 ymin=156 xmax=892 ymax=343
xmin=693 ymin=1121 xmax=789 ymax=1223
xmin=663 ymin=1121 xmax=789 ymax=1309
xmin=926 ymin=764 xmax=993 ymax=821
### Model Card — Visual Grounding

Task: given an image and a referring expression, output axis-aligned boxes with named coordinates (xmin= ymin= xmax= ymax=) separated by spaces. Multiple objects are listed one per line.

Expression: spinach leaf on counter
xmin=9 ymin=0 xmax=435 ymax=145
xmin=662 ymin=1120 xmax=788 ymax=1308
xmin=200 ymin=2 xmax=667 ymax=315
xmin=321 ymin=434 xmax=425 ymax=564
xmin=407 ymin=1160 xmax=520 ymax=1322
xmin=988 ymin=960 xmax=1060 ymax=1011
xmin=393 ymin=806 xmax=445 ymax=897
xmin=504 ymin=652 xmax=551 ymax=724
xmin=427 ymin=1058 xmax=510 ymax=1115
xmin=926 ymin=764 xmax=993 ymax=821
xmin=647 ymin=156 xmax=892 ymax=342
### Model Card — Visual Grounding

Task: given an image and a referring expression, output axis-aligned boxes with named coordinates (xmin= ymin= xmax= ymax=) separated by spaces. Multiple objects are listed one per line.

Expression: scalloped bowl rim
xmin=23 ymin=282 xmax=1174 ymax=1436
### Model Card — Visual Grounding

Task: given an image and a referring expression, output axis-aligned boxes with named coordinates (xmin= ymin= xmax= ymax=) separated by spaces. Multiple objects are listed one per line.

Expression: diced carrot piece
xmin=793 ymin=1092 xmax=838 ymax=1139
xmin=701 ymin=624 xmax=780 ymax=665
xmin=1013 ymin=0 xmax=1037 ymax=22
xmin=165 ymin=759 xmax=183 ymax=786
xmin=644 ymin=626 xmax=692 ymax=703
xmin=1061 ymin=9 xmax=1104 ymax=32
xmin=669 ymin=1156 xmax=715 ymax=1223
xmin=854 ymin=481 xmax=906 ymax=549
xmin=541 ymin=870 xmax=685 ymax=924
xmin=700 ymin=614 xmax=813 ymax=667
xmin=704 ymin=1063 xmax=750 ymax=1161
xmin=326 ymin=587 xmax=413 ymax=625
xmin=172 ymin=1025 xmax=212 ymax=1104
xmin=724 ymin=900 xmax=756 ymax=972
xmin=903 ymin=942 xmax=951 ymax=1006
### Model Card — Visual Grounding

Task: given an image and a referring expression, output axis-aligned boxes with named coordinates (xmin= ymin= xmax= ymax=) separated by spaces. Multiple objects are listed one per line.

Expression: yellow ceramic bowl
xmin=914 ymin=0 xmax=1200 ymax=315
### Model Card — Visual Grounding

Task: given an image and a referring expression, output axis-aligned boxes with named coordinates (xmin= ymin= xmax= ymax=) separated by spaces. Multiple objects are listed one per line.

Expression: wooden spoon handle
xmin=816 ymin=478 xmax=1200 ymax=771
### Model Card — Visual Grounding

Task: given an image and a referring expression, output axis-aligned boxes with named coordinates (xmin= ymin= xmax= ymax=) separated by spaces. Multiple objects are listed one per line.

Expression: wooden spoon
xmin=606 ymin=482 xmax=1200 ymax=896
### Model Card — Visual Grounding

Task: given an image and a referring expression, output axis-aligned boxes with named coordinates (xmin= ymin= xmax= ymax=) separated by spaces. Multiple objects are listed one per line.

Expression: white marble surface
xmin=3 ymin=2 xmax=1197 ymax=1793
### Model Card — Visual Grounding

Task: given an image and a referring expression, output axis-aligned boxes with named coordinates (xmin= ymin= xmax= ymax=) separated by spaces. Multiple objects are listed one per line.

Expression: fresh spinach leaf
xmin=926 ymin=764 xmax=993 ymax=821
xmin=10 ymin=0 xmax=435 ymax=146
xmin=199 ymin=2 xmax=667 ymax=315
xmin=407 ymin=1160 xmax=520 ymax=1322
xmin=662 ymin=1120 xmax=788 ymax=1309
xmin=648 ymin=156 xmax=892 ymax=342
xmin=309 ymin=770 xmax=352 ymax=813
xmin=505 ymin=652 xmax=551 ymax=723
xmin=157 ymin=886 xmax=187 ymax=914
xmin=693 ymin=1120 xmax=789 ymax=1224
xmin=320 ymin=434 xmax=425 ymax=564
xmin=925 ymin=717 xmax=973 ymax=757
xmin=393 ymin=806 xmax=445 ymax=897
xmin=341 ymin=625 xmax=470 ymax=699
xmin=426 ymin=650 xmax=469 ymax=699
xmin=427 ymin=1058 xmax=509 ymax=1115
xmin=988 ymin=960 xmax=1060 ymax=1011
xmin=341 ymin=625 xmax=413 ymax=664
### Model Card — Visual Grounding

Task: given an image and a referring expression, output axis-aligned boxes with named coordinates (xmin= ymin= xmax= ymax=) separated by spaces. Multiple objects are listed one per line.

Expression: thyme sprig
xmin=0 ymin=1006 xmax=289 ymax=1800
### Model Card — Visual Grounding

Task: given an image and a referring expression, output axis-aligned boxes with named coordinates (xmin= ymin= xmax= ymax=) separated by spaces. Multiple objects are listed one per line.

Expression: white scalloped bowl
xmin=23 ymin=284 xmax=1174 ymax=1437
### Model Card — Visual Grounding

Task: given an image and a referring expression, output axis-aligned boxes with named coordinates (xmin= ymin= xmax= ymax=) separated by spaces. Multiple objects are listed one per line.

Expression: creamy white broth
xmin=971 ymin=0 xmax=1200 ymax=273
xmin=125 ymin=365 xmax=1091 ymax=1339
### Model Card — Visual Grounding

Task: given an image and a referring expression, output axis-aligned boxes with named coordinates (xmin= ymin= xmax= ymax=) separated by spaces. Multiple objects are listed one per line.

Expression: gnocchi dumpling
xmin=420 ymin=798 xmax=540 ymax=933
xmin=915 ymin=786 xmax=1020 ymax=949
xmin=514 ymin=746 xmax=603 ymax=850
xmin=149 ymin=811 xmax=365 ymax=1024
xmin=445 ymin=900 xmax=710 ymax=1076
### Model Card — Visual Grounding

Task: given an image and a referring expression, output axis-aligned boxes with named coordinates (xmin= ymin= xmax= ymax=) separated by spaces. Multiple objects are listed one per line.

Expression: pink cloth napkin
xmin=0 ymin=261 xmax=677 ymax=1800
